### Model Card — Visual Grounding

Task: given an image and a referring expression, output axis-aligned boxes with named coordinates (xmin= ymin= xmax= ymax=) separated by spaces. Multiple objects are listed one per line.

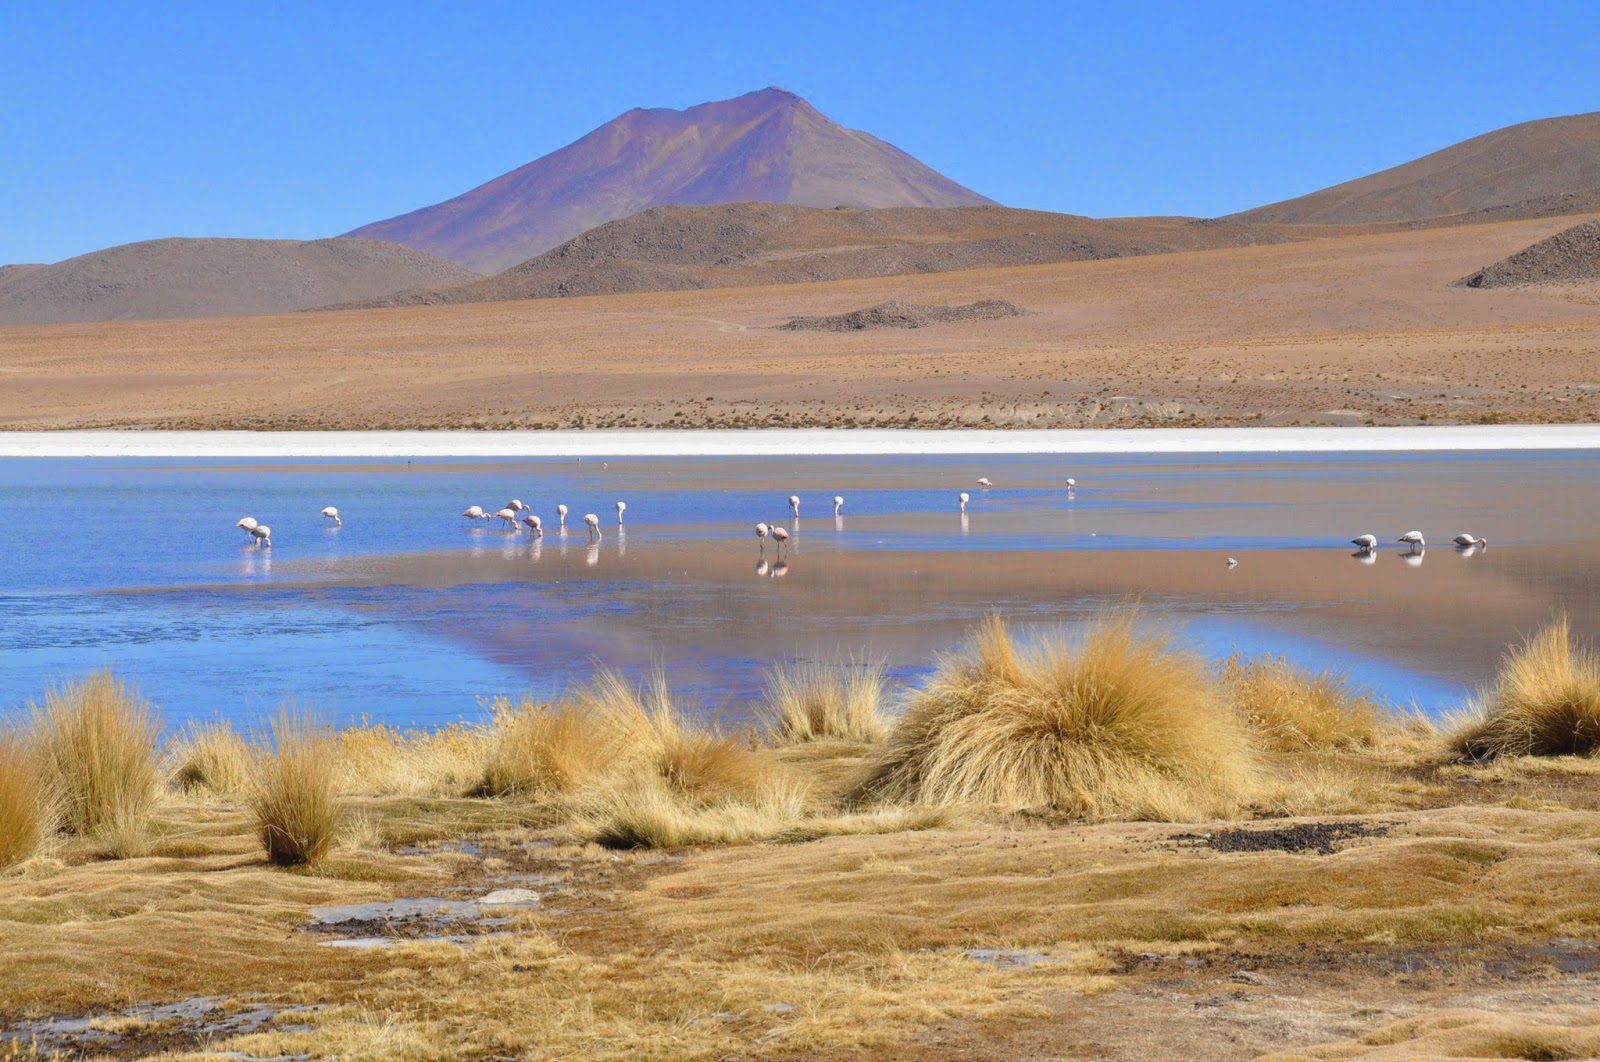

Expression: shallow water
xmin=1 ymin=451 xmax=1596 ymax=729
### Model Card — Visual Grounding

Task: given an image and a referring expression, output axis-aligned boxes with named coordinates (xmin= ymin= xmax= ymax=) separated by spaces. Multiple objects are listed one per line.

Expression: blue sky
xmin=4 ymin=1 xmax=1598 ymax=263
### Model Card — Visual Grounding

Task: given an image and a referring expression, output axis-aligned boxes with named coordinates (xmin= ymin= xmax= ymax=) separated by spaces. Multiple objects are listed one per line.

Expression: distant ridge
xmin=0 ymin=237 xmax=476 ymax=325
xmin=344 ymin=88 xmax=995 ymax=273
xmin=1238 ymin=112 xmax=1600 ymax=225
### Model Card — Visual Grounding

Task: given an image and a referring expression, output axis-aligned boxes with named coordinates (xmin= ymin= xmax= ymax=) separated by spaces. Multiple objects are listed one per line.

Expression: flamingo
xmin=1065 ymin=477 xmax=1077 ymax=491
xmin=755 ymin=522 xmax=770 ymax=552
xmin=771 ymin=525 xmax=790 ymax=556
xmin=556 ymin=504 xmax=569 ymax=530
xmin=1453 ymin=533 xmax=1488 ymax=549
xmin=1351 ymin=534 xmax=1378 ymax=553
xmin=833 ymin=495 xmax=844 ymax=516
xmin=1398 ymin=531 xmax=1425 ymax=553
xmin=321 ymin=507 xmax=341 ymax=527
xmin=616 ymin=501 xmax=627 ymax=526
xmin=1226 ymin=557 xmax=1238 ymax=569
xmin=958 ymin=491 xmax=970 ymax=512
xmin=250 ymin=524 xmax=272 ymax=549
xmin=789 ymin=495 xmax=800 ymax=518
xmin=494 ymin=507 xmax=519 ymax=530
xmin=462 ymin=506 xmax=487 ymax=522
xmin=977 ymin=477 xmax=992 ymax=489
xmin=236 ymin=517 xmax=259 ymax=541
xmin=584 ymin=513 xmax=601 ymax=541
xmin=507 ymin=499 xmax=528 ymax=513
xmin=521 ymin=514 xmax=543 ymax=537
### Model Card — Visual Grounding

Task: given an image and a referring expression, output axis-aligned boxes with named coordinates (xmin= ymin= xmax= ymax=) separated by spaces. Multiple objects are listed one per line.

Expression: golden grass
xmin=851 ymin=615 xmax=1258 ymax=820
xmin=761 ymin=659 xmax=892 ymax=744
xmin=250 ymin=710 xmax=343 ymax=866
xmin=336 ymin=719 xmax=490 ymax=797
xmin=1224 ymin=654 xmax=1390 ymax=752
xmin=0 ymin=733 xmax=53 ymax=869
xmin=168 ymin=720 xmax=251 ymax=795
xmin=1449 ymin=618 xmax=1600 ymax=760
xmin=26 ymin=671 xmax=160 ymax=852
xmin=477 ymin=698 xmax=607 ymax=798
xmin=1267 ymin=1008 xmax=1600 ymax=1060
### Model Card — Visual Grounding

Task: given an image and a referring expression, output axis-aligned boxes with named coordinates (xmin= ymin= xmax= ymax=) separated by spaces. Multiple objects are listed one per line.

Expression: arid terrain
xmin=2 ymin=213 xmax=1597 ymax=430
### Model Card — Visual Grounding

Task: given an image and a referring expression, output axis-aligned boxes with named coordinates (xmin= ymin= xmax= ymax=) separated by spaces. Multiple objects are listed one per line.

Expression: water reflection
xmin=1400 ymin=549 xmax=1426 ymax=568
xmin=1351 ymin=550 xmax=1376 ymax=565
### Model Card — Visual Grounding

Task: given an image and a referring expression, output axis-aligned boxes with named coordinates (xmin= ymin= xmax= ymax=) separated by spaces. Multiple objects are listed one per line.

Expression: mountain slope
xmin=0 ymin=238 xmax=476 ymax=325
xmin=344 ymin=203 xmax=1289 ymax=308
xmin=1460 ymin=218 xmax=1600 ymax=288
xmin=1238 ymin=112 xmax=1600 ymax=225
xmin=344 ymin=88 xmax=994 ymax=273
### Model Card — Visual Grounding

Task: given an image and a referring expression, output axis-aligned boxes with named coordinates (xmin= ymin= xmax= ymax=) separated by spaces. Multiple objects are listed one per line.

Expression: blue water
xmin=2 ymin=451 xmax=1595 ymax=730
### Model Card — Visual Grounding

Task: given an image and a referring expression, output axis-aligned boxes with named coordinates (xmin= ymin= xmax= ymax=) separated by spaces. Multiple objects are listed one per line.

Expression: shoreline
xmin=3 ymin=423 xmax=1600 ymax=458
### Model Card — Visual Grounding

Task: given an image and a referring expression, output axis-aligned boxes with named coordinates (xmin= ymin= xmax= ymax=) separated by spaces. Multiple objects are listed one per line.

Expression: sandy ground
xmin=1 ymin=216 xmax=1598 ymax=431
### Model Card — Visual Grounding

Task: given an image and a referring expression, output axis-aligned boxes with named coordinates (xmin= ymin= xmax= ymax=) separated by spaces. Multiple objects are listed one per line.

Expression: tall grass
xmin=250 ymin=710 xmax=343 ymax=866
xmin=27 ymin=671 xmax=160 ymax=852
xmin=851 ymin=615 xmax=1258 ymax=820
xmin=1449 ymin=618 xmax=1600 ymax=760
xmin=169 ymin=721 xmax=252 ymax=795
xmin=761 ymin=660 xmax=891 ymax=744
xmin=478 ymin=699 xmax=608 ymax=797
xmin=339 ymin=719 xmax=491 ymax=797
xmin=0 ymin=734 xmax=53 ymax=868
xmin=1223 ymin=655 xmax=1388 ymax=752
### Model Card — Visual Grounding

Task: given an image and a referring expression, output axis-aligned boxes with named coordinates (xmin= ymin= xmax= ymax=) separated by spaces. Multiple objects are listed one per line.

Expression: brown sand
xmin=2 ymin=215 xmax=1599 ymax=430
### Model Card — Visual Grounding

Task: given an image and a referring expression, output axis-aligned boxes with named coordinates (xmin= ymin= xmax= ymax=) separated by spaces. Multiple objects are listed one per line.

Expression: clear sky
xmin=5 ymin=1 xmax=1598 ymax=263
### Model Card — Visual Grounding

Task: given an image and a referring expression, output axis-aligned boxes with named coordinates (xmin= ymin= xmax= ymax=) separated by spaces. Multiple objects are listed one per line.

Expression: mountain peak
xmin=345 ymin=88 xmax=992 ymax=272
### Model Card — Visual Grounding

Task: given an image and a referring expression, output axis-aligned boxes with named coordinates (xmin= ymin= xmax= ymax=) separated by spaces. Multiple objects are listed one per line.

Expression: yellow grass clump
xmin=27 ymin=671 xmax=161 ymax=851
xmin=478 ymin=699 xmax=608 ymax=798
xmin=169 ymin=721 xmax=252 ymax=795
xmin=337 ymin=719 xmax=491 ymax=797
xmin=1223 ymin=655 xmax=1389 ymax=751
xmin=761 ymin=660 xmax=891 ymax=744
xmin=1449 ymin=618 xmax=1600 ymax=760
xmin=851 ymin=615 xmax=1258 ymax=820
xmin=0 ymin=734 xmax=54 ymax=868
xmin=250 ymin=710 xmax=343 ymax=866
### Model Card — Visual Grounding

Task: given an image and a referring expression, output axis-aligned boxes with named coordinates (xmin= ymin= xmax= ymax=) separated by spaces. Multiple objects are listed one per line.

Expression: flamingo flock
xmin=1348 ymin=530 xmax=1489 ymax=564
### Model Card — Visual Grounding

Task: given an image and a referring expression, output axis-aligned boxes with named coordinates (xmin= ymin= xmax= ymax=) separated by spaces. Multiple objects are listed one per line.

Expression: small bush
xmin=851 ymin=615 xmax=1257 ymax=820
xmin=251 ymin=710 xmax=342 ymax=866
xmin=28 ymin=671 xmax=161 ymax=847
xmin=0 ymin=734 xmax=53 ymax=868
xmin=761 ymin=660 xmax=891 ymax=744
xmin=1224 ymin=655 xmax=1388 ymax=751
xmin=169 ymin=721 xmax=251 ymax=795
xmin=1450 ymin=619 xmax=1600 ymax=760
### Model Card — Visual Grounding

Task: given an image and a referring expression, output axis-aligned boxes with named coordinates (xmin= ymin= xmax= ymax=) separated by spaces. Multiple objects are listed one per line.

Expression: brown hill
xmin=1459 ymin=219 xmax=1600 ymax=288
xmin=343 ymin=88 xmax=993 ymax=273
xmin=1238 ymin=112 xmax=1600 ymax=225
xmin=0 ymin=238 xmax=476 ymax=325
xmin=348 ymin=203 xmax=1289 ymax=308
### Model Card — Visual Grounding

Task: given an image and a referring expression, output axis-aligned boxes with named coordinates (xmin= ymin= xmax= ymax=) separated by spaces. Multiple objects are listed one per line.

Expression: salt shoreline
xmin=2 ymin=425 xmax=1599 ymax=458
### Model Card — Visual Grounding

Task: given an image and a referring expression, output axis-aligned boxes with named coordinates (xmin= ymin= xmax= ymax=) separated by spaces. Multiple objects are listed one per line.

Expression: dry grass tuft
xmin=0 ymin=734 xmax=54 ymax=868
xmin=338 ymin=719 xmax=491 ymax=797
xmin=851 ymin=615 xmax=1257 ymax=820
xmin=580 ymin=777 xmax=810 ymax=848
xmin=1224 ymin=655 xmax=1389 ymax=752
xmin=1449 ymin=618 xmax=1600 ymax=760
xmin=478 ymin=699 xmax=607 ymax=798
xmin=762 ymin=660 xmax=892 ymax=744
xmin=169 ymin=721 xmax=252 ymax=796
xmin=26 ymin=671 xmax=161 ymax=851
xmin=250 ymin=710 xmax=343 ymax=866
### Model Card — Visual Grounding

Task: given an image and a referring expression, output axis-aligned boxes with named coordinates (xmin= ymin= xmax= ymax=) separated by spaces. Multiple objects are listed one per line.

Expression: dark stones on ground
xmin=1459 ymin=219 xmax=1600 ymax=288
xmin=1172 ymin=821 xmax=1391 ymax=856
xmin=778 ymin=299 xmax=1026 ymax=332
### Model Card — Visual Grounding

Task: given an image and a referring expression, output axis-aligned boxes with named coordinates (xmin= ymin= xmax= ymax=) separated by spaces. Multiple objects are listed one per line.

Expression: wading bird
xmin=462 ymin=506 xmax=487 ymax=522
xmin=321 ymin=507 xmax=341 ymax=527
xmin=833 ymin=495 xmax=844 ymax=516
xmin=237 ymin=516 xmax=259 ymax=541
xmin=250 ymin=524 xmax=272 ymax=549
xmin=789 ymin=495 xmax=800 ymax=518
xmin=1453 ymin=533 xmax=1487 ymax=549
xmin=977 ymin=477 xmax=992 ymax=489
xmin=1351 ymin=533 xmax=1378 ymax=553
xmin=507 ymin=499 xmax=528 ymax=513
xmin=959 ymin=492 xmax=969 ymax=512
xmin=1065 ymin=477 xmax=1077 ymax=492
xmin=1226 ymin=557 xmax=1238 ymax=569
xmin=556 ymin=504 xmax=568 ymax=529
xmin=1398 ymin=531 xmax=1426 ymax=553
xmin=584 ymin=513 xmax=601 ymax=541
xmin=494 ymin=507 xmax=519 ymax=530
xmin=771 ymin=524 xmax=790 ymax=556
xmin=616 ymin=501 xmax=627 ymax=526
xmin=755 ymin=522 xmax=770 ymax=552
xmin=521 ymin=514 xmax=543 ymax=537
